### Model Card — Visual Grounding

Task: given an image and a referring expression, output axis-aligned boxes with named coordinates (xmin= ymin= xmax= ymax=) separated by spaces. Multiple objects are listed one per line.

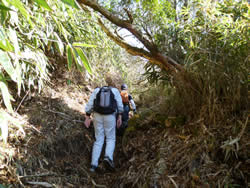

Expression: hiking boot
xmin=90 ymin=165 xmax=97 ymax=172
xmin=103 ymin=156 xmax=115 ymax=171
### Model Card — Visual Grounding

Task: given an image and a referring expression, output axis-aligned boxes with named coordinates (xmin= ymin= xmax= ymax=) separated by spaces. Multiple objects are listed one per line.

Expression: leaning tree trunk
xmin=77 ymin=0 xmax=184 ymax=74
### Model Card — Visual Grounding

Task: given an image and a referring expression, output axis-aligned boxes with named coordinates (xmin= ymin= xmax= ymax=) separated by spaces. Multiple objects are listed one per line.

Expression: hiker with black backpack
xmin=117 ymin=84 xmax=136 ymax=136
xmin=84 ymin=75 xmax=123 ymax=172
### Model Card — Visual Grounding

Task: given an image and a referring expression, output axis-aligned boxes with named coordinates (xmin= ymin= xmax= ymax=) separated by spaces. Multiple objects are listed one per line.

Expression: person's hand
xmin=133 ymin=109 xmax=137 ymax=114
xmin=116 ymin=115 xmax=122 ymax=129
xmin=84 ymin=116 xmax=91 ymax=128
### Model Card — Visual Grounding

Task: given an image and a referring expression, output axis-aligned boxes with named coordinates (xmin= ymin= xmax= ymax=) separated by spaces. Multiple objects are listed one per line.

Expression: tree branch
xmin=77 ymin=0 xmax=157 ymax=53
xmin=97 ymin=19 xmax=165 ymax=68
xmin=77 ymin=0 xmax=184 ymax=72
xmin=123 ymin=8 xmax=133 ymax=24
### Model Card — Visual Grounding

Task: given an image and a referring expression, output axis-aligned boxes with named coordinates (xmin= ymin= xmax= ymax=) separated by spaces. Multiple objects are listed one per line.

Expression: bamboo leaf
xmin=0 ymin=28 xmax=14 ymax=52
xmin=0 ymin=41 xmax=11 ymax=51
xmin=61 ymin=0 xmax=80 ymax=9
xmin=72 ymin=48 xmax=83 ymax=72
xmin=190 ymin=36 xmax=194 ymax=48
xmin=66 ymin=45 xmax=73 ymax=71
xmin=0 ymin=112 xmax=8 ymax=143
xmin=0 ymin=109 xmax=25 ymax=143
xmin=0 ymin=80 xmax=14 ymax=112
xmin=74 ymin=47 xmax=92 ymax=74
xmin=9 ymin=28 xmax=20 ymax=54
xmin=8 ymin=0 xmax=29 ymax=19
xmin=54 ymin=32 xmax=64 ymax=56
xmin=0 ymin=50 xmax=16 ymax=81
xmin=72 ymin=42 xmax=97 ymax=48
xmin=33 ymin=0 xmax=52 ymax=11
xmin=8 ymin=0 xmax=34 ymax=27
xmin=15 ymin=60 xmax=22 ymax=96
xmin=4 ymin=110 xmax=25 ymax=135
xmin=0 ymin=3 xmax=14 ymax=11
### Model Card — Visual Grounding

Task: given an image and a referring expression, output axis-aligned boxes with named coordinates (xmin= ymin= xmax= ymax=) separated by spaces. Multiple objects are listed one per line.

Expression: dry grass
xmin=0 ymin=58 xmax=249 ymax=187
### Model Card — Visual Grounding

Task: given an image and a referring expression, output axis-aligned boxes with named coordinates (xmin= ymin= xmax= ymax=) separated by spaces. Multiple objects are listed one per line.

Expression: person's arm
xmin=113 ymin=88 xmax=124 ymax=128
xmin=84 ymin=88 xmax=99 ymax=128
xmin=84 ymin=115 xmax=91 ymax=128
xmin=129 ymin=95 xmax=136 ymax=112
xmin=113 ymin=88 xmax=124 ymax=114
xmin=116 ymin=114 xmax=122 ymax=128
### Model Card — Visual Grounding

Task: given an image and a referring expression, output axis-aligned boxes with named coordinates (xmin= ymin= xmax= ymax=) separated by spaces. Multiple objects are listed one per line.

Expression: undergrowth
xmin=136 ymin=64 xmax=249 ymax=187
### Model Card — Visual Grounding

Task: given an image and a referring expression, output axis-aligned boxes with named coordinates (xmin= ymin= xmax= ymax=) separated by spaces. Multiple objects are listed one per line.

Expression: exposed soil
xmin=0 ymin=63 xmax=249 ymax=188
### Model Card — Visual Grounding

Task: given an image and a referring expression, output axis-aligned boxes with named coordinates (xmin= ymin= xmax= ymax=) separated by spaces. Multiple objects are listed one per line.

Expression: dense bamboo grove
xmin=0 ymin=0 xmax=249 ymax=187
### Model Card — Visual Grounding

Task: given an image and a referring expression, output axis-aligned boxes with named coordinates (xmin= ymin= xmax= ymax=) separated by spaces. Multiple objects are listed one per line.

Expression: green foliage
xmin=33 ymin=0 xmax=52 ymax=11
xmin=0 ymin=80 xmax=14 ymax=112
xmin=136 ymin=0 xmax=248 ymax=127
xmin=0 ymin=3 xmax=13 ymax=11
xmin=0 ymin=0 xmax=96 ymax=109
xmin=143 ymin=63 xmax=171 ymax=85
xmin=0 ymin=109 xmax=25 ymax=143
xmin=0 ymin=0 xmax=135 ymax=142
xmin=0 ymin=0 xmax=96 ymax=141
xmin=61 ymin=0 xmax=80 ymax=9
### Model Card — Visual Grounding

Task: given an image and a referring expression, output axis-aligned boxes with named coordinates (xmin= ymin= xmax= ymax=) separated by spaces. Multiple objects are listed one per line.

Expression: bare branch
xmin=98 ymin=19 xmax=155 ymax=62
xmin=124 ymin=8 xmax=133 ymax=23
xmin=114 ymin=29 xmax=124 ymax=40
xmin=77 ymin=0 xmax=184 ymax=72
xmin=77 ymin=0 xmax=157 ymax=53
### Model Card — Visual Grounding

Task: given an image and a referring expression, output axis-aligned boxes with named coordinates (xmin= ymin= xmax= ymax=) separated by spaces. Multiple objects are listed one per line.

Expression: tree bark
xmin=77 ymin=0 xmax=184 ymax=73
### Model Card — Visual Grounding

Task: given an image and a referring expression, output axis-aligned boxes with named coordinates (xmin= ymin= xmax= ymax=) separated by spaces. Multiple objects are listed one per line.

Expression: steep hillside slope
xmin=0 ymin=65 xmax=249 ymax=188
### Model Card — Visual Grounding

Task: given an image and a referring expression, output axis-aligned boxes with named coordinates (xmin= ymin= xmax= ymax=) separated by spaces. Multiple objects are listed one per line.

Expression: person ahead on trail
xmin=84 ymin=75 xmax=123 ymax=172
xmin=120 ymin=83 xmax=136 ymax=125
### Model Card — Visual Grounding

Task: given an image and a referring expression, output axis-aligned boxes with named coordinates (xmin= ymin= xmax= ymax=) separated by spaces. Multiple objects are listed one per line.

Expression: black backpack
xmin=93 ymin=86 xmax=117 ymax=114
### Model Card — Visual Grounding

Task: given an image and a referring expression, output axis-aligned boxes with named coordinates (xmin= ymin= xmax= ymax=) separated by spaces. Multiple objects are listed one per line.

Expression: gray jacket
xmin=85 ymin=87 xmax=124 ymax=115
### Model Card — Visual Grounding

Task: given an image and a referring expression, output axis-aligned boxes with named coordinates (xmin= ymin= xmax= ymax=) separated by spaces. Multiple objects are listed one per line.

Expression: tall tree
xmin=77 ymin=0 xmax=184 ymax=73
xmin=76 ymin=0 xmax=248 ymax=78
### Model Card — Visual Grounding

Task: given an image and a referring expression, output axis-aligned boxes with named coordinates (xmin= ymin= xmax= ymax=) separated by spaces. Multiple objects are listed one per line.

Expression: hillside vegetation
xmin=0 ymin=0 xmax=249 ymax=187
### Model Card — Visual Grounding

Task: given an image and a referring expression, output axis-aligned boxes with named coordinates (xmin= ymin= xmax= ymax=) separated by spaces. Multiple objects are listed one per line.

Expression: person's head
xmin=105 ymin=74 xmax=116 ymax=87
xmin=121 ymin=84 xmax=128 ymax=90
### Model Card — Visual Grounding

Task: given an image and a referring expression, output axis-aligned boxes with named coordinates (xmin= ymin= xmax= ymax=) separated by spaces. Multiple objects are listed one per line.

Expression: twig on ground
xmin=91 ymin=178 xmax=107 ymax=188
xmin=42 ymin=109 xmax=84 ymax=123
xmin=26 ymin=181 xmax=53 ymax=188
xmin=19 ymin=172 xmax=64 ymax=179
xmin=43 ymin=109 xmax=71 ymax=118
xmin=238 ymin=117 xmax=248 ymax=139
xmin=27 ymin=124 xmax=41 ymax=134
xmin=168 ymin=175 xmax=178 ymax=188
xmin=15 ymin=91 xmax=30 ymax=113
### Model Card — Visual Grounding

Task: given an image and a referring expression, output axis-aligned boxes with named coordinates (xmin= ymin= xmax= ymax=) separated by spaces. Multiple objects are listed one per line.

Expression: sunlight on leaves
xmin=0 ymin=80 xmax=14 ymax=112
xmin=0 ymin=3 xmax=14 ymax=11
xmin=33 ymin=0 xmax=52 ymax=11
xmin=0 ymin=113 xmax=8 ymax=143
xmin=74 ymin=47 xmax=92 ymax=74
xmin=73 ymin=42 xmax=97 ymax=48
xmin=7 ymin=0 xmax=34 ymax=27
xmin=9 ymin=28 xmax=20 ymax=54
xmin=66 ymin=44 xmax=73 ymax=71
xmin=54 ymin=32 xmax=64 ymax=56
xmin=61 ymin=0 xmax=80 ymax=9
xmin=0 ymin=50 xmax=16 ymax=81
xmin=0 ymin=109 xmax=25 ymax=143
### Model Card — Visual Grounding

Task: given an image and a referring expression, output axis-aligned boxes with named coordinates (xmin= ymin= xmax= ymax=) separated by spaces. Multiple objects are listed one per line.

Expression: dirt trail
xmin=0 ymin=65 xmax=249 ymax=187
xmin=6 ymin=76 xmax=162 ymax=187
xmin=0 ymin=63 xmax=161 ymax=187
